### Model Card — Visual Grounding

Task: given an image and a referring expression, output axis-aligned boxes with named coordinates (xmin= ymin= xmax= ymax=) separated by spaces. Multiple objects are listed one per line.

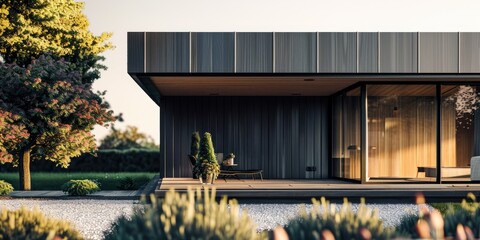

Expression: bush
xmin=395 ymin=214 xmax=420 ymax=238
xmin=0 ymin=148 xmax=160 ymax=172
xmin=284 ymin=197 xmax=393 ymax=240
xmin=0 ymin=180 xmax=13 ymax=195
xmin=442 ymin=193 xmax=480 ymax=238
xmin=62 ymin=179 xmax=100 ymax=196
xmin=195 ymin=132 xmax=220 ymax=179
xmin=117 ymin=177 xmax=136 ymax=190
xmin=104 ymin=188 xmax=265 ymax=240
xmin=0 ymin=207 xmax=83 ymax=239
xmin=395 ymin=193 xmax=480 ymax=239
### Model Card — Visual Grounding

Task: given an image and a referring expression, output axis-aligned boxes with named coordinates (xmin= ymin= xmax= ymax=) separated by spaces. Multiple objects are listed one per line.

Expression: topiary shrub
xmin=0 ymin=207 xmax=83 ymax=239
xmin=284 ymin=197 xmax=393 ymax=240
xmin=104 ymin=187 xmax=265 ymax=240
xmin=190 ymin=131 xmax=200 ymax=159
xmin=0 ymin=180 xmax=13 ymax=195
xmin=61 ymin=179 xmax=100 ymax=196
xmin=195 ymin=132 xmax=220 ymax=179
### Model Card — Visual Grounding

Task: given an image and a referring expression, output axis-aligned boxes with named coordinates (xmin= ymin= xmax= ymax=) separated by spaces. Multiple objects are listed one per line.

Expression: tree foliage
xmin=99 ymin=125 xmax=159 ymax=150
xmin=0 ymin=0 xmax=113 ymax=83
xmin=0 ymin=55 xmax=116 ymax=167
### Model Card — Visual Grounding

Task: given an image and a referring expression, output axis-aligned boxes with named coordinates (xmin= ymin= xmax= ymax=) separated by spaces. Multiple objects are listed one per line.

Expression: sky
xmin=83 ymin=0 xmax=480 ymax=144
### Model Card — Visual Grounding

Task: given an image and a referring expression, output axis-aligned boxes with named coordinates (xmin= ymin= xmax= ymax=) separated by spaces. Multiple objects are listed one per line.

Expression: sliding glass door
xmin=366 ymin=84 xmax=437 ymax=182
xmin=441 ymin=85 xmax=480 ymax=182
xmin=332 ymin=87 xmax=361 ymax=181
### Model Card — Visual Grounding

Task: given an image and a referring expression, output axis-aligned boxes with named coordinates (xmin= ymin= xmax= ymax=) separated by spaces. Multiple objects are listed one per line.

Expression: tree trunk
xmin=19 ymin=148 xmax=32 ymax=191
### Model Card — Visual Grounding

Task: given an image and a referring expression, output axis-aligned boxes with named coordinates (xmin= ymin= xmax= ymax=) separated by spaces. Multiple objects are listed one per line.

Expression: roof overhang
xmin=129 ymin=73 xmax=480 ymax=105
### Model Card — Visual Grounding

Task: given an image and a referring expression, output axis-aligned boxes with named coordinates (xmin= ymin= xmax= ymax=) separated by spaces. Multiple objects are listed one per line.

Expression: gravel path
xmin=0 ymin=199 xmax=135 ymax=240
xmin=239 ymin=203 xmax=426 ymax=231
xmin=0 ymin=199 xmax=426 ymax=239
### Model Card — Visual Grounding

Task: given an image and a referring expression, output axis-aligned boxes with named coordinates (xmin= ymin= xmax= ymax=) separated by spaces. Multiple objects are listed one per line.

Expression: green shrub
xmin=431 ymin=202 xmax=462 ymax=216
xmin=395 ymin=193 xmax=480 ymax=239
xmin=0 ymin=180 xmax=13 ymax=195
xmin=61 ymin=179 xmax=100 ymax=196
xmin=442 ymin=193 xmax=480 ymax=238
xmin=0 ymin=148 xmax=160 ymax=172
xmin=284 ymin=197 xmax=393 ymax=240
xmin=195 ymin=132 xmax=220 ymax=179
xmin=190 ymin=131 xmax=200 ymax=159
xmin=104 ymin=188 xmax=265 ymax=240
xmin=395 ymin=214 xmax=420 ymax=238
xmin=0 ymin=207 xmax=83 ymax=239
xmin=116 ymin=177 xmax=136 ymax=190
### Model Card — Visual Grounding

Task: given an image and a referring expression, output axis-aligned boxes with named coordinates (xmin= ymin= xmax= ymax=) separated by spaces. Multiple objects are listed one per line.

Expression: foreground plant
xmin=0 ymin=207 xmax=83 ymax=239
xmin=0 ymin=180 xmax=13 ymax=195
xmin=62 ymin=179 xmax=100 ymax=196
xmin=396 ymin=193 xmax=480 ymax=239
xmin=105 ymin=187 xmax=265 ymax=240
xmin=283 ymin=197 xmax=393 ymax=240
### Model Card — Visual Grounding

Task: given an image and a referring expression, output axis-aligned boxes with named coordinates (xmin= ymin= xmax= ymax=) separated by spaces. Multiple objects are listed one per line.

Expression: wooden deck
xmin=156 ymin=178 xmax=480 ymax=200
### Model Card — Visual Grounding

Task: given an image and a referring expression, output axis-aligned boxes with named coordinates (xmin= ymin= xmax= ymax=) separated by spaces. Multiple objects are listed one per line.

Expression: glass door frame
xmin=331 ymin=81 xmax=480 ymax=184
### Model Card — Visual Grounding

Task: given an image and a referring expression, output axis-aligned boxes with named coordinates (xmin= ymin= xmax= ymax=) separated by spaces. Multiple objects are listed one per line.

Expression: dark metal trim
xmin=436 ymin=84 xmax=442 ymax=184
xmin=360 ymin=84 xmax=368 ymax=183
xmin=130 ymin=72 xmax=480 ymax=77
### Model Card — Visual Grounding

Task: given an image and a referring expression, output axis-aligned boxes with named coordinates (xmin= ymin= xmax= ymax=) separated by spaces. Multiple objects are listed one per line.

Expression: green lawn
xmin=0 ymin=172 xmax=157 ymax=191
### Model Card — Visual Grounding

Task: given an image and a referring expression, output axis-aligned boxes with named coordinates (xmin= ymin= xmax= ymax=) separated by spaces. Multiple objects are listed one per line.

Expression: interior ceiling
xmin=149 ymin=76 xmax=480 ymax=96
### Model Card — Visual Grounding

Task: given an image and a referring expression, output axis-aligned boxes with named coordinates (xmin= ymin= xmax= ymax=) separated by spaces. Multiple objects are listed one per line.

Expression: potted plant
xmin=223 ymin=153 xmax=235 ymax=166
xmin=201 ymin=160 xmax=220 ymax=184
xmin=195 ymin=132 xmax=220 ymax=184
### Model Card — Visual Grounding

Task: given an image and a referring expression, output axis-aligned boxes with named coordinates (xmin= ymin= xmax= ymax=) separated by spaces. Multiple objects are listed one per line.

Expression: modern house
xmin=128 ymin=32 xmax=480 ymax=184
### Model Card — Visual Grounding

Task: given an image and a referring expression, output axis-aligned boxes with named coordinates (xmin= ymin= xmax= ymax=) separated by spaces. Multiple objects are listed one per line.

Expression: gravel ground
xmin=0 ymin=199 xmax=427 ymax=239
xmin=0 ymin=199 xmax=135 ymax=240
xmin=239 ymin=203 xmax=427 ymax=231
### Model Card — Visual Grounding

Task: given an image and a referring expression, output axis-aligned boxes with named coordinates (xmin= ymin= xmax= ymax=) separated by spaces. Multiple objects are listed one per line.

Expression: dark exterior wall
xmin=159 ymin=96 xmax=330 ymax=179
xmin=129 ymin=32 xmax=480 ymax=75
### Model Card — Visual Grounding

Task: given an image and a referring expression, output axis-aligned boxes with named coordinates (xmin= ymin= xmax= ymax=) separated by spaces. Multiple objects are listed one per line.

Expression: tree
xmin=99 ymin=125 xmax=159 ymax=150
xmin=0 ymin=0 xmax=113 ymax=83
xmin=0 ymin=56 xmax=116 ymax=190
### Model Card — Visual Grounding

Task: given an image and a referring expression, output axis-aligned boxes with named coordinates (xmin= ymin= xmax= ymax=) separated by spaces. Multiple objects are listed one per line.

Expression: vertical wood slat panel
xmin=318 ymin=33 xmax=335 ymax=72
xmin=275 ymin=32 xmax=317 ymax=72
xmin=236 ymin=32 xmax=273 ymax=72
xmin=127 ymin=32 xmax=145 ymax=73
xmin=191 ymin=32 xmax=234 ymax=72
xmin=160 ymin=96 xmax=329 ymax=179
xmin=460 ymin=32 xmax=480 ymax=73
xmin=335 ymin=32 xmax=357 ymax=72
xmin=379 ymin=32 xmax=418 ymax=73
xmin=419 ymin=33 xmax=458 ymax=73
xmin=146 ymin=32 xmax=189 ymax=73
xmin=358 ymin=32 xmax=378 ymax=72
xmin=318 ymin=33 xmax=356 ymax=72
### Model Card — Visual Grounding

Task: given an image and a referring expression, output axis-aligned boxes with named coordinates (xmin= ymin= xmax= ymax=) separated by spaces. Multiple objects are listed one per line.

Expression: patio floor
xmin=156 ymin=178 xmax=480 ymax=200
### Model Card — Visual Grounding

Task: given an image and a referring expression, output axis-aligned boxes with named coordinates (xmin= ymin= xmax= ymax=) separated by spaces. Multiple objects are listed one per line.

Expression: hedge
xmin=0 ymin=149 xmax=160 ymax=172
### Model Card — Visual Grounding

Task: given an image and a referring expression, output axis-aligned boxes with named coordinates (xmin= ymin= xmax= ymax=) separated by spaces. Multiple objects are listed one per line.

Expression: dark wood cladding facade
xmin=160 ymin=96 xmax=330 ymax=179
xmin=128 ymin=32 xmax=480 ymax=74
xmin=236 ymin=32 xmax=273 ymax=72
xmin=127 ymin=32 xmax=144 ymax=73
xmin=146 ymin=32 xmax=189 ymax=72
xmin=191 ymin=32 xmax=235 ymax=72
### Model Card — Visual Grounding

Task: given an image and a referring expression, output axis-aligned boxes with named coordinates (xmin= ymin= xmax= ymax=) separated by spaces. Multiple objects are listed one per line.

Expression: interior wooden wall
xmin=366 ymin=96 xmax=467 ymax=178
